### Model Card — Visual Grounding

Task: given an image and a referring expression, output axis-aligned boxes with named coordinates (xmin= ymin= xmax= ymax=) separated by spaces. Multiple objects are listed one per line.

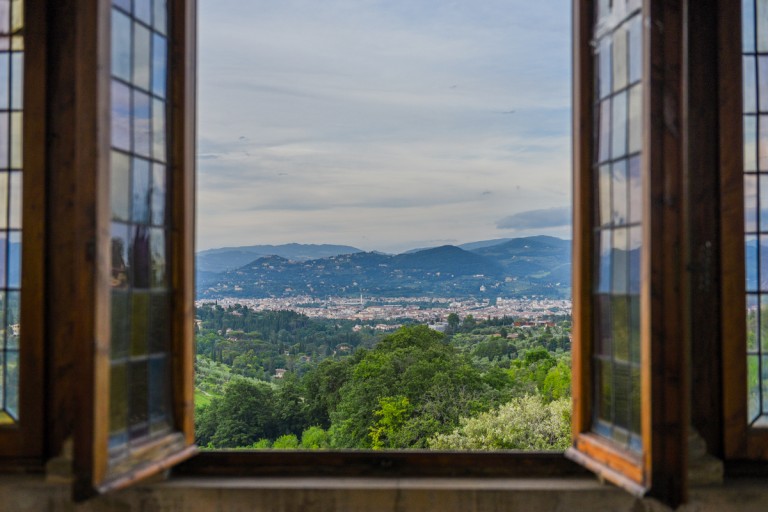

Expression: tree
xmin=329 ymin=325 xmax=486 ymax=449
xmin=447 ymin=313 xmax=460 ymax=332
xmin=195 ymin=377 xmax=278 ymax=448
xmin=428 ymin=395 xmax=571 ymax=451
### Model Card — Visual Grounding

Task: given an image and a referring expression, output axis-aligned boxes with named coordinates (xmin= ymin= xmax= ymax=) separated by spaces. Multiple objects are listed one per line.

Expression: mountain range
xmin=196 ymin=236 xmax=572 ymax=300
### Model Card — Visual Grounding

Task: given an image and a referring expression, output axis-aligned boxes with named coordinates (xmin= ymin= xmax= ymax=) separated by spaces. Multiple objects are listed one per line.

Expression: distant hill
xmin=197 ymin=236 xmax=571 ymax=300
xmin=196 ymin=243 xmax=362 ymax=273
xmin=472 ymin=236 xmax=571 ymax=285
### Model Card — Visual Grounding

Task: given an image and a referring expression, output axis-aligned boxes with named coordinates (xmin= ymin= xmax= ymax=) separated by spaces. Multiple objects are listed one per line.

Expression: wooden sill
xmin=172 ymin=450 xmax=589 ymax=478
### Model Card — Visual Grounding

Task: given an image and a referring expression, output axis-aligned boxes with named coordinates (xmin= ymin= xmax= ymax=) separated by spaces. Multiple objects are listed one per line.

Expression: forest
xmin=194 ymin=304 xmax=572 ymax=450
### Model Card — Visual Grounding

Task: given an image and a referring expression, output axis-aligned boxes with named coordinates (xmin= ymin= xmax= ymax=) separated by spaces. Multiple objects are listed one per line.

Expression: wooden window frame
xmin=41 ymin=0 xmax=196 ymax=499
xmin=720 ymin=0 xmax=768 ymax=460
xmin=565 ymin=0 xmax=688 ymax=506
xmin=0 ymin=0 xmax=46 ymax=466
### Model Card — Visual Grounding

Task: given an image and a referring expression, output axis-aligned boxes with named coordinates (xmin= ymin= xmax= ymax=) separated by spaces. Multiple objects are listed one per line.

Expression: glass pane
xmin=759 ymin=0 xmax=768 ymax=52
xmin=760 ymin=235 xmax=768 ymax=291
xmin=612 ymin=227 xmax=628 ymax=295
xmin=131 ymin=157 xmax=151 ymax=223
xmin=10 ymin=52 xmax=20 ymax=110
xmin=761 ymin=295 xmax=768 ymax=352
xmin=628 ymin=15 xmax=642 ymax=84
xmin=111 ymin=151 xmax=131 ymax=221
xmin=152 ymin=98 xmax=166 ymax=162
xmin=598 ymin=36 xmax=612 ymax=100
xmin=748 ymin=295 xmax=759 ymax=352
xmin=151 ymin=163 xmax=166 ymax=226
xmin=133 ymin=90 xmax=151 ymax=157
xmin=598 ymin=164 xmax=611 ymax=226
xmin=152 ymin=34 xmax=167 ymax=98
xmin=128 ymin=360 xmax=149 ymax=439
xmin=111 ymin=290 xmax=131 ymax=359
xmin=111 ymin=222 xmax=131 ymax=289
xmin=760 ymin=115 xmax=768 ymax=171
xmin=749 ymin=354 xmax=761 ymax=422
xmin=598 ymin=99 xmax=611 ymax=163
xmin=611 ymin=159 xmax=628 ymax=226
xmin=131 ymin=225 xmax=150 ymax=288
xmin=135 ymin=0 xmax=151 ymax=24
xmin=8 ymin=229 xmax=18 ymax=288
xmin=9 ymin=110 xmax=19 ymax=168
xmin=612 ymin=25 xmax=628 ymax=92
xmin=746 ymin=174 xmax=759 ymax=232
xmin=112 ymin=80 xmax=131 ymax=151
xmin=747 ymin=235 xmax=759 ymax=292
xmin=747 ymin=116 xmax=758 ymax=171
xmin=8 ymin=170 xmax=19 ymax=228
xmin=6 ymin=290 xmax=18 ymax=349
xmin=597 ymin=230 xmax=612 ymax=294
xmin=760 ymin=57 xmax=768 ymax=113
xmin=109 ymin=363 xmax=129 ymax=452
xmin=148 ymin=356 xmax=171 ymax=432
xmin=627 ymin=155 xmax=642 ymax=224
xmin=153 ymin=0 xmax=167 ymax=34
xmin=148 ymin=292 xmax=169 ymax=353
xmin=746 ymin=0 xmax=757 ymax=53
xmin=149 ymin=227 xmax=166 ymax=288
xmin=628 ymin=226 xmax=642 ymax=294
xmin=611 ymin=91 xmax=627 ymax=159
xmin=627 ymin=84 xmax=642 ymax=154
xmin=133 ymin=22 xmax=151 ymax=90
xmin=131 ymin=291 xmax=149 ymax=356
xmin=112 ymin=9 xmax=132 ymax=82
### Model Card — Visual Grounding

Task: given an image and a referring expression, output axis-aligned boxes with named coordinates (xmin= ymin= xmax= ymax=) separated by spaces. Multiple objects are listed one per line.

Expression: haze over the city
xmin=197 ymin=0 xmax=571 ymax=253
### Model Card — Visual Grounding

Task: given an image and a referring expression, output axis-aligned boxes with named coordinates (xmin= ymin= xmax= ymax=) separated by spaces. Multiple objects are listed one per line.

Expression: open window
xmin=567 ymin=0 xmax=688 ymax=505
xmin=0 ymin=0 xmax=46 ymax=464
xmin=2 ymin=0 xmax=767 ymax=508
xmin=41 ymin=0 xmax=196 ymax=499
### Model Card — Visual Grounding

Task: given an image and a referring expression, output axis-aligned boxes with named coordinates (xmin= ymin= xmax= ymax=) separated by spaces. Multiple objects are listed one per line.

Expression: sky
xmin=197 ymin=0 xmax=572 ymax=254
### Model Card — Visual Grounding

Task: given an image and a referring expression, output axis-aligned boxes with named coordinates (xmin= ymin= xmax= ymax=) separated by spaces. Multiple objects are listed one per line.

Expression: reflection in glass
xmin=112 ymin=9 xmax=131 ymax=82
xmin=612 ymin=25 xmax=628 ymax=92
xmin=112 ymin=81 xmax=131 ymax=151
xmin=591 ymin=9 xmax=643 ymax=451
xmin=109 ymin=0 xmax=172 ymax=457
xmin=747 ymin=174 xmax=759 ymax=232
xmin=152 ymin=34 xmax=167 ymax=99
xmin=611 ymin=159 xmax=628 ymax=225
xmin=598 ymin=164 xmax=611 ymax=227
xmin=111 ymin=151 xmax=131 ymax=221
xmin=598 ymin=100 xmax=611 ymax=163
xmin=628 ymin=16 xmax=642 ymax=84
xmin=133 ymin=90 xmax=151 ymax=157
xmin=759 ymin=0 xmax=768 ymax=52
xmin=746 ymin=0 xmax=756 ymax=53
xmin=132 ymin=157 xmax=151 ymax=223
xmin=628 ymin=85 xmax=642 ymax=154
xmin=133 ymin=23 xmax=151 ymax=91
xmin=611 ymin=91 xmax=627 ymax=159
xmin=746 ymin=116 xmax=758 ymax=171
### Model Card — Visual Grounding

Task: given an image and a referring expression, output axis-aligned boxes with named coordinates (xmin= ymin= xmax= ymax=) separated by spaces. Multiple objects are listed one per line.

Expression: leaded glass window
xmin=742 ymin=0 xmax=768 ymax=427
xmin=108 ymin=0 xmax=172 ymax=459
xmin=0 ymin=0 xmax=22 ymax=427
xmin=591 ymin=0 xmax=642 ymax=451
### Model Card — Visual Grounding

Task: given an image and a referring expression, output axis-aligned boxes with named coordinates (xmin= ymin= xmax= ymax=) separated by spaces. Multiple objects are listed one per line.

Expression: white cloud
xmin=196 ymin=0 xmax=572 ymax=251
